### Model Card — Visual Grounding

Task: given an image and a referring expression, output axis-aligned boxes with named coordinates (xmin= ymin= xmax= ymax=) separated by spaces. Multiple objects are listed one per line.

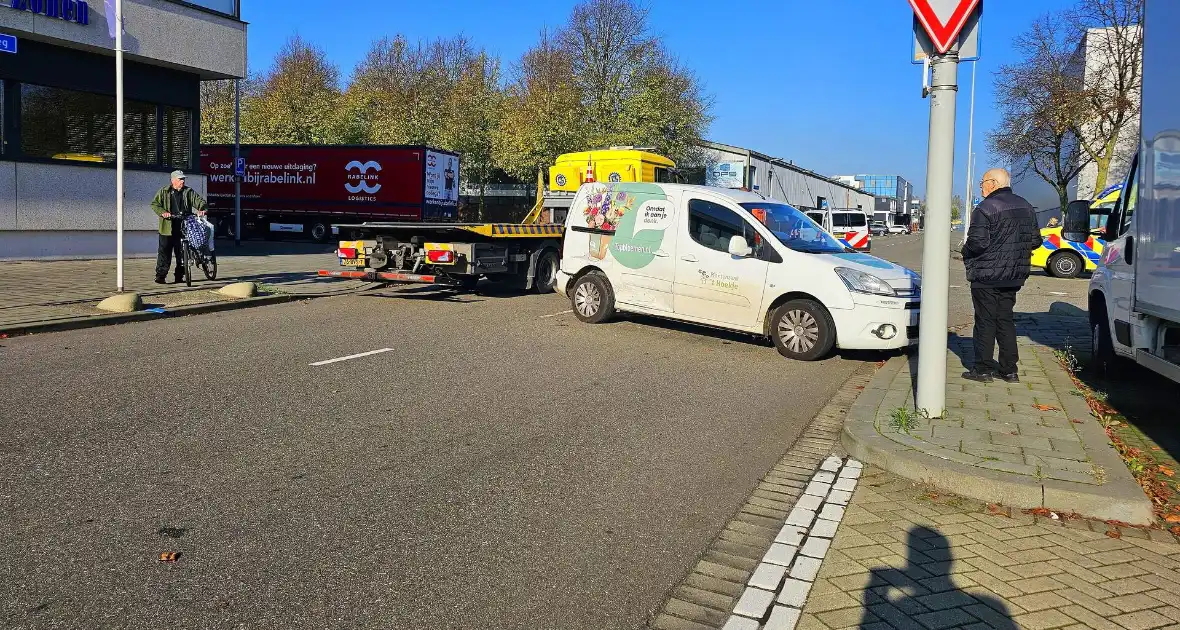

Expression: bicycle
xmin=178 ymin=213 xmax=218 ymax=287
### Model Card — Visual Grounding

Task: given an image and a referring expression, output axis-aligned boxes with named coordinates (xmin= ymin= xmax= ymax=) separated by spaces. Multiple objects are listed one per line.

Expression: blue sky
xmin=242 ymin=0 xmax=1076 ymax=200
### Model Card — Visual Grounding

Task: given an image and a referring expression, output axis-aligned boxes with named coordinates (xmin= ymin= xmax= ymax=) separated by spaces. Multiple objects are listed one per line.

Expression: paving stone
xmin=1011 ymin=609 xmax=1078 ymax=630
xmin=777 ymin=578 xmax=814 ymax=608
xmin=787 ymin=508 xmax=817 ymax=528
xmin=733 ymin=587 xmax=776 ymax=620
xmin=804 ymin=481 xmax=832 ymax=497
xmin=912 ymin=607 xmax=982 ymax=630
xmin=1108 ymin=593 xmax=1162 ymax=613
xmin=810 ymin=518 xmax=840 ymax=539
xmin=989 ymin=433 xmax=1053 ymax=450
xmin=720 ymin=616 xmax=760 ymax=630
xmin=794 ymin=493 xmax=824 ymax=512
xmin=818 ymin=504 xmax=845 ymax=522
xmin=845 ymin=459 xmax=863 ymax=469
xmin=764 ymin=605 xmax=802 ymax=630
xmin=790 ymin=556 xmax=823 ymax=582
xmin=652 ymin=614 xmax=717 ymax=630
xmin=749 ymin=562 xmax=788 ymax=591
xmin=800 ymin=537 xmax=832 ymax=560
xmin=1009 ymin=591 xmax=1071 ymax=612
xmin=764 ymin=543 xmax=799 ymax=568
xmin=674 ymin=585 xmax=737 ymax=613
xmin=1112 ymin=609 xmax=1173 ymax=630
xmin=832 ymin=477 xmax=857 ymax=492
xmin=838 ymin=467 xmax=862 ymax=480
xmin=826 ymin=489 xmax=853 ymax=506
xmin=820 ymin=456 xmax=842 ymax=472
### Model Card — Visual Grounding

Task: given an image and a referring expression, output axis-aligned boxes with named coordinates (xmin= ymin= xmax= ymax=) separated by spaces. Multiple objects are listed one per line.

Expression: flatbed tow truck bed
xmin=318 ymin=221 xmax=565 ymax=293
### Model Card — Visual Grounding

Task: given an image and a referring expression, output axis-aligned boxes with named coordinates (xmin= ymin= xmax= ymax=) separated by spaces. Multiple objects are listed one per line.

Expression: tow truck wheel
xmin=310 ymin=222 xmax=330 ymax=242
xmin=771 ymin=299 xmax=835 ymax=361
xmin=571 ymin=272 xmax=614 ymax=324
xmin=534 ymin=251 xmax=558 ymax=294
xmin=1048 ymin=251 xmax=1083 ymax=279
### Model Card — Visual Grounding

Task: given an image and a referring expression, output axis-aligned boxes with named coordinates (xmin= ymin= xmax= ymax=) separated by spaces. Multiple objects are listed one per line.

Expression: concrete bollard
xmin=217 ymin=282 xmax=257 ymax=299
xmin=96 ymin=293 xmax=143 ymax=313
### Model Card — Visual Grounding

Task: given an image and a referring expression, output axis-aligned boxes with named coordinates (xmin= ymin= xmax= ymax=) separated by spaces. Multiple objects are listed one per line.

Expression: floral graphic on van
xmin=584 ymin=185 xmax=637 ymax=260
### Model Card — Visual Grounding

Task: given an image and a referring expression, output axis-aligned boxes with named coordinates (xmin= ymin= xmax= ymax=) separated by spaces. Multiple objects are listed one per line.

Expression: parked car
xmin=869 ymin=221 xmax=889 ymax=236
xmin=887 ymin=224 xmax=909 ymax=235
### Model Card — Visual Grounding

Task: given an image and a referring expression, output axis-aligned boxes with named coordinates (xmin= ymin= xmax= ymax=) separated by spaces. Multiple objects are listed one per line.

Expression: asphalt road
xmin=0 ymin=234 xmax=1086 ymax=629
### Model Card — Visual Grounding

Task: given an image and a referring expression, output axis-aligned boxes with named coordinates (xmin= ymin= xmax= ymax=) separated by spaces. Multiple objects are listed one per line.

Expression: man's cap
xmin=171 ymin=170 xmax=186 ymax=180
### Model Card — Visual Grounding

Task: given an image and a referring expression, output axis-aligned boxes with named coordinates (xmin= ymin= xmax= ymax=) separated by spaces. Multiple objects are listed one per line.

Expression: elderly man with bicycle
xmin=151 ymin=170 xmax=209 ymax=284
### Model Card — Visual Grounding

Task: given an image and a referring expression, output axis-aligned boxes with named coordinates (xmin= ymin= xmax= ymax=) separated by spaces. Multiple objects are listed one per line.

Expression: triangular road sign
xmin=910 ymin=0 xmax=981 ymax=54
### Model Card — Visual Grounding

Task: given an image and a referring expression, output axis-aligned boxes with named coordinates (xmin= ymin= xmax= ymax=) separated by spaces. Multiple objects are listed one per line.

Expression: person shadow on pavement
xmin=858 ymin=526 xmax=1018 ymax=629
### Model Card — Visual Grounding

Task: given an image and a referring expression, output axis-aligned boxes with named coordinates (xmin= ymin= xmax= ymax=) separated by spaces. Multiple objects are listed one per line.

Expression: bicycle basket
xmin=182 ymin=216 xmax=208 ymax=250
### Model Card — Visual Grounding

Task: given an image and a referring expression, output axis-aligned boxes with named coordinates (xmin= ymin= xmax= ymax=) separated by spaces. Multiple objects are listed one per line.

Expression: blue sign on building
xmin=7 ymin=0 xmax=90 ymax=26
xmin=0 ymin=34 xmax=16 ymax=55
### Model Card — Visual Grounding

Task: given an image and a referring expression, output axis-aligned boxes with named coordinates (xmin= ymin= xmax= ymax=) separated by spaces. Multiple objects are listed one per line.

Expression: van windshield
xmin=741 ymin=202 xmax=848 ymax=254
xmin=833 ymin=212 xmax=868 ymax=228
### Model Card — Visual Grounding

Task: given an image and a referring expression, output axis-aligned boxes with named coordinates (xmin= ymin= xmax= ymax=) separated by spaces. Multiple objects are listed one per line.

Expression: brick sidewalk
xmin=843 ymin=315 xmax=1153 ymax=524
xmin=796 ymin=465 xmax=1180 ymax=630
xmin=0 ymin=242 xmax=373 ymax=331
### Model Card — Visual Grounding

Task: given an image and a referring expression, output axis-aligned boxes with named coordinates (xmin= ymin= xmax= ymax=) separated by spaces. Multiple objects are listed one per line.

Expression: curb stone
xmin=841 ymin=353 xmax=1155 ymax=525
xmin=0 ymin=293 xmax=309 ymax=337
xmin=647 ymin=362 xmax=880 ymax=630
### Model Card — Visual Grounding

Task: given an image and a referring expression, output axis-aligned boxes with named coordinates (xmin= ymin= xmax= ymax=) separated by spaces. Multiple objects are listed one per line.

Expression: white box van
xmin=555 ymin=183 xmax=921 ymax=360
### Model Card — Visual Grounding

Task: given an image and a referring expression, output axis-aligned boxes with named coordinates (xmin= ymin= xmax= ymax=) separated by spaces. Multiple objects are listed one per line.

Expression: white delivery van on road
xmin=555 ymin=183 xmax=921 ymax=361
xmin=1084 ymin=0 xmax=1180 ymax=382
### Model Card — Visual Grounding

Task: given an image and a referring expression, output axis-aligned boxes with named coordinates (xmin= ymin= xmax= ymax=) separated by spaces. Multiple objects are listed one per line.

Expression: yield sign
xmin=909 ymin=0 xmax=981 ymax=54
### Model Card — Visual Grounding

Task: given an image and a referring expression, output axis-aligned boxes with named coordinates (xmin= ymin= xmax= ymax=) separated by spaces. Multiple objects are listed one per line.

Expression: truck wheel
xmin=771 ymin=299 xmax=835 ymax=361
xmin=571 ymin=272 xmax=614 ymax=324
xmin=1091 ymin=312 xmax=1120 ymax=378
xmin=1048 ymin=251 xmax=1083 ymax=279
xmin=534 ymin=251 xmax=558 ymax=294
xmin=310 ymin=222 xmax=330 ymax=242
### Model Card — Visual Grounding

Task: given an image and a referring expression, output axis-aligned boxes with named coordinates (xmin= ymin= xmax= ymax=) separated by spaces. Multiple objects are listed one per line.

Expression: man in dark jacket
xmin=960 ymin=168 xmax=1043 ymax=383
xmin=150 ymin=170 xmax=208 ymax=284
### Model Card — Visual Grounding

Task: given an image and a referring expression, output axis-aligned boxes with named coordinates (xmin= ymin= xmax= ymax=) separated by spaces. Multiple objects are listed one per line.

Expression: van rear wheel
xmin=771 ymin=299 xmax=835 ymax=361
xmin=571 ymin=272 xmax=615 ymax=324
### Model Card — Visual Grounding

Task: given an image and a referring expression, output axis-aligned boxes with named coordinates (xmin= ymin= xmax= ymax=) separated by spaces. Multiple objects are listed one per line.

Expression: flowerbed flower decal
xmin=583 ymin=185 xmax=637 ymax=260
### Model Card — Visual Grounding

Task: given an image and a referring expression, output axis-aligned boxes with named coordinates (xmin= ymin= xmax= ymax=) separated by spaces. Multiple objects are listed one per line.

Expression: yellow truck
xmin=530 ymin=148 xmax=678 ymax=224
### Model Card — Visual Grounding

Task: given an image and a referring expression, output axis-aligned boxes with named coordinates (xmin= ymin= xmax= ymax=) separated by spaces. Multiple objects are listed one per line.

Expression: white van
xmin=555 ymin=183 xmax=921 ymax=360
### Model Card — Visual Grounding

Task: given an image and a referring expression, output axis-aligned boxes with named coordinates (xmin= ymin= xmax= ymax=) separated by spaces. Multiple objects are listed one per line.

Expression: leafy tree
xmin=244 ymin=36 xmax=343 ymax=144
xmin=199 ymin=79 xmax=241 ymax=145
xmin=951 ymin=195 xmax=964 ymax=222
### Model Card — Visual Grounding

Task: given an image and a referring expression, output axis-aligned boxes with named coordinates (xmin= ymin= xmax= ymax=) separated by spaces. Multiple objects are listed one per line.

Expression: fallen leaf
xmin=1105 ymin=530 xmax=1122 ymax=539
xmin=157 ymin=551 xmax=181 ymax=563
xmin=1152 ymin=446 xmax=1162 ymax=451
xmin=1070 ymin=419 xmax=1084 ymax=424
xmin=1160 ymin=466 xmax=1175 ymax=477
xmin=1172 ymin=525 xmax=1180 ymax=536
xmin=855 ymin=386 xmax=865 ymax=390
xmin=1164 ymin=514 xmax=1180 ymax=524
xmin=1026 ymin=507 xmax=1054 ymax=518
xmin=1033 ymin=404 xmax=1060 ymax=411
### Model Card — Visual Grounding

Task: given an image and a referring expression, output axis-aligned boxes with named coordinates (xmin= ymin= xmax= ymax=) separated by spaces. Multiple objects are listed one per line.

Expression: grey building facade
xmin=1 ymin=0 xmax=247 ymax=259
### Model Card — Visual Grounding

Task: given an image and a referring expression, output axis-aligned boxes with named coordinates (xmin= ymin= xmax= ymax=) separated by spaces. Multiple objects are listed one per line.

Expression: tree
xmin=493 ymin=30 xmax=588 ymax=181
xmin=988 ymin=14 xmax=1092 ymax=211
xmin=244 ymin=36 xmax=343 ymax=144
xmin=1067 ymin=0 xmax=1143 ymax=195
xmin=439 ymin=51 xmax=504 ymax=219
xmin=555 ymin=0 xmax=713 ymax=163
xmin=199 ymin=79 xmax=241 ymax=145
xmin=951 ymin=195 xmax=964 ymax=222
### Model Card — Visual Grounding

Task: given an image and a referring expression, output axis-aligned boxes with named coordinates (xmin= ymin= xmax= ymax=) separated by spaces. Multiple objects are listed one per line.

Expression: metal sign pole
xmin=916 ymin=45 xmax=960 ymax=418
xmin=963 ymin=59 xmax=977 ymax=237
xmin=114 ymin=0 xmax=124 ymax=292
xmin=234 ymin=78 xmax=242 ymax=246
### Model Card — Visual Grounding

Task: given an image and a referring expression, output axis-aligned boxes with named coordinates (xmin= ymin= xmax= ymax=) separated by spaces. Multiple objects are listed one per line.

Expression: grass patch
xmin=889 ymin=407 xmax=927 ymax=434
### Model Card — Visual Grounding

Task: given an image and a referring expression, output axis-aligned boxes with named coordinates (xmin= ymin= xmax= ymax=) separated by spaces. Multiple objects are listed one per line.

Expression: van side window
xmin=1107 ymin=155 xmax=1139 ymax=237
xmin=688 ymin=199 xmax=760 ymax=255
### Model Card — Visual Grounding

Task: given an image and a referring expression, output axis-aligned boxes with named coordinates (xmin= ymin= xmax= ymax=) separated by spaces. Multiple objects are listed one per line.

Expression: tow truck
xmin=318 ymin=148 xmax=675 ymax=291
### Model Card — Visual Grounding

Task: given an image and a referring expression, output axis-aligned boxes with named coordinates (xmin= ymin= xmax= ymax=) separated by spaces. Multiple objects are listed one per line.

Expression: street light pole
xmin=114 ymin=0 xmax=124 ymax=292
xmin=234 ymin=78 xmax=241 ymax=246
xmin=916 ymin=46 xmax=960 ymax=418
xmin=963 ymin=59 xmax=977 ymax=237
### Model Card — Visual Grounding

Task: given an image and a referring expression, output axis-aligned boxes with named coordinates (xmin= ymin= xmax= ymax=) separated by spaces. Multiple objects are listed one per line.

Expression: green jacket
xmin=150 ymin=185 xmax=208 ymax=236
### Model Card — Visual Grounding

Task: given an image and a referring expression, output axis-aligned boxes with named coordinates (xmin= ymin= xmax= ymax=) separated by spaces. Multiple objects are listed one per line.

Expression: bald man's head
xmin=981 ymin=168 xmax=1010 ymax=198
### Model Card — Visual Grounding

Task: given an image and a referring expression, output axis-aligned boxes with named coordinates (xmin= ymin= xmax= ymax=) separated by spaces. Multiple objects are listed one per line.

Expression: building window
xmin=21 ymin=84 xmax=159 ymax=165
xmin=162 ymin=106 xmax=192 ymax=169
xmin=177 ymin=0 xmax=239 ymax=17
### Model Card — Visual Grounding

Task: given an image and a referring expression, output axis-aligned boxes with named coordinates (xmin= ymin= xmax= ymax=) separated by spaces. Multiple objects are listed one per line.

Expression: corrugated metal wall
xmin=703 ymin=146 xmax=875 ymax=211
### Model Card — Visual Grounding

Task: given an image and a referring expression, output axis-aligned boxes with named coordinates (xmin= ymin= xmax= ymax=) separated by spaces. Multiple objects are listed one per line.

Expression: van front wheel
xmin=571 ymin=272 xmax=615 ymax=324
xmin=771 ymin=299 xmax=835 ymax=361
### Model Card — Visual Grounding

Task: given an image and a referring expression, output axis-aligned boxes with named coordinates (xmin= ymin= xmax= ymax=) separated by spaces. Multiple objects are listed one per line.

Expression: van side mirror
xmin=728 ymin=235 xmax=753 ymax=257
xmin=1061 ymin=199 xmax=1093 ymax=243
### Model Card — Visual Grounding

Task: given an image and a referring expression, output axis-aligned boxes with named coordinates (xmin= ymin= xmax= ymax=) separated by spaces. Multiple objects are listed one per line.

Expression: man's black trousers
xmin=156 ymin=232 xmax=184 ymax=280
xmin=971 ymin=286 xmax=1020 ymax=375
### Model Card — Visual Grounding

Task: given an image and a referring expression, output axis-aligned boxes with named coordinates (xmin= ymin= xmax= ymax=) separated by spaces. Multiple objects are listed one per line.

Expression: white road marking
xmin=309 ymin=348 xmax=393 ymax=366
xmin=1049 ymin=291 xmax=1070 ymax=296
xmin=540 ymin=310 xmax=573 ymax=318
